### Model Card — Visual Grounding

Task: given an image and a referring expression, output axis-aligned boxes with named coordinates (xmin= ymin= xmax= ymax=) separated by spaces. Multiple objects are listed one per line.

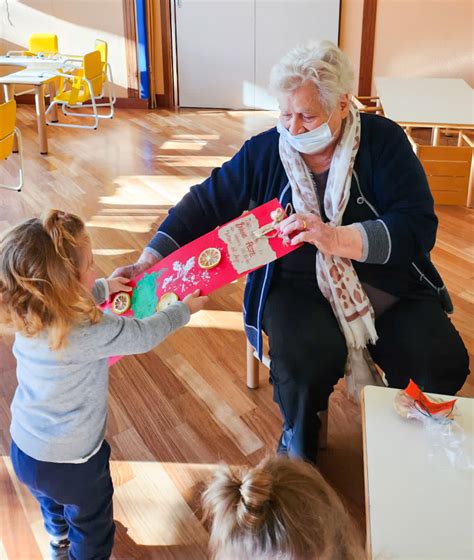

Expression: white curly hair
xmin=269 ymin=40 xmax=354 ymax=113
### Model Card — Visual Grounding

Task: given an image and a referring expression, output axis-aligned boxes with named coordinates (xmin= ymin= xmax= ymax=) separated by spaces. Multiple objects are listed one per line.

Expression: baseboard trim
xmin=156 ymin=93 xmax=174 ymax=109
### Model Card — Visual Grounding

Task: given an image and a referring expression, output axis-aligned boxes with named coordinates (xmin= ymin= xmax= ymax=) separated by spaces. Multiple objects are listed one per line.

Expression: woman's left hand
xmin=279 ymin=212 xmax=363 ymax=260
xmin=279 ymin=212 xmax=337 ymax=254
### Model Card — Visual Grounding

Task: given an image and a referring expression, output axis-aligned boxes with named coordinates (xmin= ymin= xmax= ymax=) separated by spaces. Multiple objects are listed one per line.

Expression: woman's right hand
xmin=110 ymin=262 xmax=146 ymax=280
xmin=110 ymin=252 xmax=160 ymax=279
xmin=183 ymin=290 xmax=209 ymax=315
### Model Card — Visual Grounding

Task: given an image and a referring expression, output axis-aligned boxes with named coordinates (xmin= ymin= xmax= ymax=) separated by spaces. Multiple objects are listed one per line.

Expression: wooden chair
xmin=406 ymin=129 xmax=473 ymax=206
xmin=246 ymin=339 xmax=329 ymax=449
xmin=353 ymin=95 xmax=384 ymax=115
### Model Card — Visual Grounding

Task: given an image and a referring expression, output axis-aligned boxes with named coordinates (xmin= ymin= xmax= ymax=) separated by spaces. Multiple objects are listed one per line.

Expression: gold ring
xmin=302 ymin=220 xmax=307 ymax=231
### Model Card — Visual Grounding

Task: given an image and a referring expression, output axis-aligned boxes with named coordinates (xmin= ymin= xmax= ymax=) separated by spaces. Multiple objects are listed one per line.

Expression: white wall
xmin=373 ymin=0 xmax=474 ymax=92
xmin=0 ymin=0 xmax=128 ymax=96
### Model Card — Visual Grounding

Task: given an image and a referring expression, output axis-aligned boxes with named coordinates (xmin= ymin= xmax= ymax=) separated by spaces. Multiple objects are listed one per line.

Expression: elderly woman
xmin=113 ymin=41 xmax=469 ymax=463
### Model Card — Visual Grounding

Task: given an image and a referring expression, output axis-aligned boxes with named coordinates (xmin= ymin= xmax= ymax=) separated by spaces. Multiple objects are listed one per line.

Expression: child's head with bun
xmin=202 ymin=455 xmax=364 ymax=560
xmin=0 ymin=210 xmax=101 ymax=350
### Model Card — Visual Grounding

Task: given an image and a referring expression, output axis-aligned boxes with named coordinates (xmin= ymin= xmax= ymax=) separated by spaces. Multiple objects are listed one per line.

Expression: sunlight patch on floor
xmin=172 ymin=133 xmax=220 ymax=141
xmin=86 ymin=216 xmax=155 ymax=233
xmin=186 ymin=310 xmax=244 ymax=332
xmin=154 ymin=155 xmax=230 ymax=168
xmin=111 ymin=461 xmax=213 ymax=546
xmin=102 ymin=175 xmax=201 ymax=207
xmin=160 ymin=140 xmax=207 ymax=151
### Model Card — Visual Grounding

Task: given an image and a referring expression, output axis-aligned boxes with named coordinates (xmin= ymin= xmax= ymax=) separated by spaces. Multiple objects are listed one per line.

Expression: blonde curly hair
xmin=202 ymin=455 xmax=364 ymax=560
xmin=0 ymin=210 xmax=101 ymax=350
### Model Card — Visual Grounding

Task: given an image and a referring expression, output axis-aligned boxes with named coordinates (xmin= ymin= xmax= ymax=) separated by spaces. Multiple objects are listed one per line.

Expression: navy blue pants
xmin=263 ymin=274 xmax=469 ymax=463
xmin=11 ymin=440 xmax=115 ymax=560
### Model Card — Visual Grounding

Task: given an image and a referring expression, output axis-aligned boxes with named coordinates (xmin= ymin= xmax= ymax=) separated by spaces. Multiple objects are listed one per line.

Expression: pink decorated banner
xmin=102 ymin=199 xmax=300 ymax=363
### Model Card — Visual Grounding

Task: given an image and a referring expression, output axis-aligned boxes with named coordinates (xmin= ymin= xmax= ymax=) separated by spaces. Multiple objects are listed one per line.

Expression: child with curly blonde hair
xmin=203 ymin=455 xmax=364 ymax=560
xmin=0 ymin=210 xmax=207 ymax=559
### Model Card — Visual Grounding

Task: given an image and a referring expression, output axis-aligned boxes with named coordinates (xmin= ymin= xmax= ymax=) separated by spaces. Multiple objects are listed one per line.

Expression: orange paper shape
xmin=403 ymin=379 xmax=456 ymax=416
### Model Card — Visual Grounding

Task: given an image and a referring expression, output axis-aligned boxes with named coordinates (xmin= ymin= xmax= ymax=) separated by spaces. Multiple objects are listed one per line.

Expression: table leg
xmin=4 ymin=84 xmax=14 ymax=102
xmin=432 ymin=127 xmax=440 ymax=146
xmin=48 ymin=80 xmax=58 ymax=122
xmin=35 ymin=84 xmax=48 ymax=155
xmin=361 ymin=390 xmax=372 ymax=559
xmin=4 ymin=84 xmax=18 ymax=152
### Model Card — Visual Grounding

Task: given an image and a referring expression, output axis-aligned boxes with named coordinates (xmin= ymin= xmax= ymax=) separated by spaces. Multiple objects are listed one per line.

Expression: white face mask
xmin=277 ymin=111 xmax=338 ymax=155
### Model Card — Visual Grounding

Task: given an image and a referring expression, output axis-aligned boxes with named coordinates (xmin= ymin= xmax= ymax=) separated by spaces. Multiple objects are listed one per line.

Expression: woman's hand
xmin=110 ymin=251 xmax=160 ymax=280
xmin=183 ymin=289 xmax=209 ymax=315
xmin=279 ymin=213 xmax=337 ymax=253
xmin=279 ymin=212 xmax=363 ymax=260
xmin=106 ymin=276 xmax=133 ymax=295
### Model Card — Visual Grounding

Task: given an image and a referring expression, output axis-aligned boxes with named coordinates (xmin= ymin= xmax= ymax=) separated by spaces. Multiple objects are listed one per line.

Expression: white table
xmin=375 ymin=77 xmax=474 ymax=144
xmin=0 ymin=55 xmax=77 ymax=154
xmin=362 ymin=386 xmax=473 ymax=560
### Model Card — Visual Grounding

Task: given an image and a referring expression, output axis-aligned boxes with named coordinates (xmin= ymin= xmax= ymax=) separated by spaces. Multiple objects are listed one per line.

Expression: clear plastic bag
xmin=394 ymin=389 xmax=473 ymax=471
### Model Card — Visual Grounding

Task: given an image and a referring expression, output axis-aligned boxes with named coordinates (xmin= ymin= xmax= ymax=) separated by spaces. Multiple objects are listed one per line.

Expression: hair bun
xmin=237 ymin=467 xmax=273 ymax=530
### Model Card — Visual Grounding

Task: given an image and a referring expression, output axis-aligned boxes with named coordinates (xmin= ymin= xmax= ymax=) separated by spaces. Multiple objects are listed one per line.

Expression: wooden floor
xmin=0 ymin=106 xmax=472 ymax=559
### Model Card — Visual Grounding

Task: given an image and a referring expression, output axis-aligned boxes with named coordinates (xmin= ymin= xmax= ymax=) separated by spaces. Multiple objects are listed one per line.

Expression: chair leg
xmin=246 ymin=340 xmax=260 ymax=389
xmin=318 ymin=410 xmax=329 ymax=449
xmin=0 ymin=129 xmax=24 ymax=192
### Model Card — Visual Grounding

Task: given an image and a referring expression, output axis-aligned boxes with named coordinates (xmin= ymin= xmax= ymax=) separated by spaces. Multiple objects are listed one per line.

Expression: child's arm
xmin=74 ymin=291 xmax=207 ymax=359
xmin=91 ymin=279 xmax=109 ymax=305
xmin=92 ymin=277 xmax=132 ymax=305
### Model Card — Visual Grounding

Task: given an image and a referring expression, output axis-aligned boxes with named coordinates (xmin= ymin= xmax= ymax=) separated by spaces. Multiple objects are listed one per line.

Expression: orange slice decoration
xmin=198 ymin=247 xmax=222 ymax=270
xmin=157 ymin=292 xmax=179 ymax=311
xmin=112 ymin=292 xmax=131 ymax=315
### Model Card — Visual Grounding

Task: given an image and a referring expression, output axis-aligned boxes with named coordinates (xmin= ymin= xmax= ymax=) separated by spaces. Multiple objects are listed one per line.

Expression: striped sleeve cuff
xmin=147 ymin=231 xmax=180 ymax=259
xmin=354 ymin=219 xmax=392 ymax=264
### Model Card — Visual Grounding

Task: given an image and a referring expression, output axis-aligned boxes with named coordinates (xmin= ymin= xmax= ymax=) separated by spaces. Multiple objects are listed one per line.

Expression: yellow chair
xmin=62 ymin=40 xmax=115 ymax=119
xmin=28 ymin=34 xmax=59 ymax=56
xmin=6 ymin=34 xmax=60 ymax=103
xmin=7 ymin=34 xmax=59 ymax=57
xmin=45 ymin=51 xmax=103 ymax=130
xmin=0 ymin=100 xmax=24 ymax=192
xmin=93 ymin=39 xmax=116 ymax=117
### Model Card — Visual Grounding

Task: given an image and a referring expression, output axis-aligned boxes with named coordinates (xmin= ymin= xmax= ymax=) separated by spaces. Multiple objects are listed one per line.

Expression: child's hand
xmin=107 ymin=276 xmax=133 ymax=295
xmin=183 ymin=290 xmax=209 ymax=314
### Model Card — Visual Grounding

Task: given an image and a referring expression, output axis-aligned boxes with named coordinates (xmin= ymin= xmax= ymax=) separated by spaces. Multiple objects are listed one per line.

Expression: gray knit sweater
xmin=10 ymin=282 xmax=190 ymax=462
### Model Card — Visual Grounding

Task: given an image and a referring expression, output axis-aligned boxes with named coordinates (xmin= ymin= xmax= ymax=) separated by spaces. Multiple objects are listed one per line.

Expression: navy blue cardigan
xmin=149 ymin=114 xmax=443 ymax=357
